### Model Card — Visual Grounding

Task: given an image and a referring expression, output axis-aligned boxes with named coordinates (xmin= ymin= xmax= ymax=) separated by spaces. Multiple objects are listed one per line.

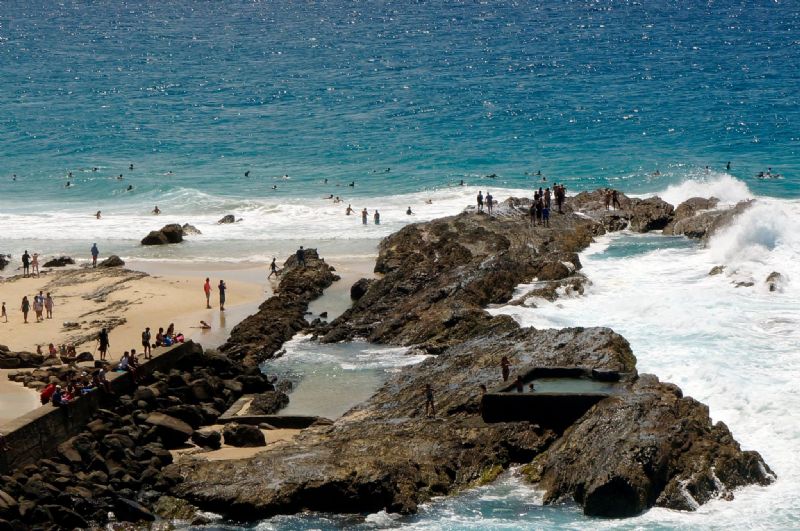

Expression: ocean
xmin=1 ymin=0 xmax=798 ymax=528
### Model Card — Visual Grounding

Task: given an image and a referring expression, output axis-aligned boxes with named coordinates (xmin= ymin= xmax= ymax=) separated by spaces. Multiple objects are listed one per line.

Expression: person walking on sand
xmin=90 ymin=243 xmax=99 ymax=268
xmin=20 ymin=296 xmax=30 ymax=324
xmin=31 ymin=253 xmax=39 ymax=276
xmin=44 ymin=293 xmax=54 ymax=319
xmin=424 ymin=384 xmax=435 ymax=418
xmin=203 ymin=277 xmax=212 ymax=308
xmin=477 ymin=191 xmax=484 ymax=212
xmin=21 ymin=250 xmax=30 ymax=277
xmin=218 ymin=280 xmax=227 ymax=311
xmin=268 ymin=258 xmax=280 ymax=279
xmin=141 ymin=327 xmax=152 ymax=359
xmin=1 ymin=302 xmax=6 ymax=323
xmin=296 ymin=246 xmax=306 ymax=267
xmin=97 ymin=328 xmax=110 ymax=361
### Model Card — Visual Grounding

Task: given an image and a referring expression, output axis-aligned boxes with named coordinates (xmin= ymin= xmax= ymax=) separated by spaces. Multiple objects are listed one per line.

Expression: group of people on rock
xmin=17 ymin=291 xmax=55 ymax=324
xmin=603 ymin=188 xmax=622 ymax=210
xmin=40 ymin=367 xmax=111 ymax=407
xmin=476 ymin=191 xmax=495 ymax=214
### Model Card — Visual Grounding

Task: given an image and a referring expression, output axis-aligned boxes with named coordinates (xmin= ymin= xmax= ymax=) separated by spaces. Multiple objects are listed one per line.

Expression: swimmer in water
xmin=12 ymin=174 xmax=16 ymax=181
xmin=324 ymin=194 xmax=334 ymax=199
xmin=459 ymin=179 xmax=464 ymax=186
xmin=406 ymin=206 xmax=413 ymax=215
xmin=65 ymin=181 xmax=71 ymax=188
xmin=726 ymin=161 xmax=731 ymax=171
xmin=346 ymin=204 xmax=354 ymax=215
xmin=152 ymin=205 xmax=161 ymax=215
xmin=244 ymin=170 xmax=250 ymax=177
xmin=127 ymin=185 xmax=133 ymax=191
xmin=349 ymin=181 xmax=355 ymax=187
xmin=68 ymin=172 xmax=73 ymax=178
xmin=425 ymin=199 xmax=432 ymax=205
xmin=652 ymin=169 xmax=661 ymax=176
xmin=272 ymin=185 xmax=277 ymax=190
xmin=324 ymin=178 xmax=328 ymax=184
xmin=95 ymin=211 xmax=101 ymax=219
xmin=92 ymin=167 xmax=98 ymax=172
xmin=705 ymin=165 xmax=710 ymax=174
xmin=129 ymin=164 xmax=134 ymax=170
xmin=117 ymin=174 xmax=123 ymax=180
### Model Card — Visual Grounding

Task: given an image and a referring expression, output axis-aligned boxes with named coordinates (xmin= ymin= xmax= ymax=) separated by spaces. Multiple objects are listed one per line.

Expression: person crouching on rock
xmin=424 ymin=384 xmax=435 ymax=418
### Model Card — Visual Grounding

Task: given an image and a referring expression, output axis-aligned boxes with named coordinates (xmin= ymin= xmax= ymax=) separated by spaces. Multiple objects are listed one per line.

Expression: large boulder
xmin=222 ymin=423 xmax=266 ymax=447
xmin=141 ymin=231 xmax=169 ymax=246
xmin=628 ymin=197 xmax=674 ymax=232
xmin=191 ymin=428 xmax=222 ymax=450
xmin=99 ymin=255 xmax=125 ymax=268
xmin=249 ymin=391 xmax=289 ymax=415
xmin=663 ymin=197 xmax=719 ymax=235
xmin=160 ymin=224 xmax=184 ymax=244
xmin=42 ymin=256 xmax=75 ymax=268
xmin=114 ymin=498 xmax=155 ymax=523
xmin=0 ymin=255 xmax=9 ymax=271
xmin=217 ymin=214 xmax=235 ymax=224
xmin=144 ymin=413 xmax=193 ymax=449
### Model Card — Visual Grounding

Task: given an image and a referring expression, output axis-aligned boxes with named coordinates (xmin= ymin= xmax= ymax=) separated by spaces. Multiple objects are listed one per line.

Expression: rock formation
xmin=42 ymin=256 xmax=75 ymax=268
xmin=172 ymin=194 xmax=772 ymax=520
xmin=219 ymin=249 xmax=339 ymax=366
xmin=141 ymin=224 xmax=184 ymax=246
xmin=98 ymin=255 xmax=125 ymax=268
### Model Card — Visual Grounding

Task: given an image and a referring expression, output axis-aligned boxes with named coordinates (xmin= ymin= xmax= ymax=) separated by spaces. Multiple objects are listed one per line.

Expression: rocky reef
xmin=172 ymin=191 xmax=772 ymax=520
xmin=220 ymin=248 xmax=339 ymax=366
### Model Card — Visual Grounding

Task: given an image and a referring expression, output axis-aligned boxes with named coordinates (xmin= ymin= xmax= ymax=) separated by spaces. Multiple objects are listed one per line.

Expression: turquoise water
xmin=3 ymin=1 xmax=799 ymax=529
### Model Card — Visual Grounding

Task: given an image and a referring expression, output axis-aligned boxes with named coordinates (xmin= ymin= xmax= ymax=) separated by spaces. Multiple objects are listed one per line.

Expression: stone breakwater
xmin=170 ymin=191 xmax=772 ymax=521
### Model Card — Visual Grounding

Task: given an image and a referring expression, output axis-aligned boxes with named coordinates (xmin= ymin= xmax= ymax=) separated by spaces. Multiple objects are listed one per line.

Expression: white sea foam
xmin=633 ymin=172 xmax=753 ymax=206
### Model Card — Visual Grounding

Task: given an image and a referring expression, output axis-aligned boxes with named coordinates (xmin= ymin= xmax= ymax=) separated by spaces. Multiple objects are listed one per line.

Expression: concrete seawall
xmin=0 ymin=341 xmax=201 ymax=474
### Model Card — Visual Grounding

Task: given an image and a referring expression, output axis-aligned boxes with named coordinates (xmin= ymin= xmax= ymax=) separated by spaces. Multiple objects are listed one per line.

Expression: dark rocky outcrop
xmin=222 ymin=423 xmax=266 ymax=447
xmin=766 ymin=271 xmax=783 ymax=292
xmin=0 ymin=254 xmax=9 ymax=271
xmin=249 ymin=391 xmax=290 ymax=415
xmin=173 ymin=197 xmax=772 ymax=520
xmin=218 ymin=215 xmax=235 ymax=224
xmin=219 ymin=249 xmax=339 ymax=366
xmin=666 ymin=200 xmax=753 ymax=241
xmin=662 ymin=197 xmax=719 ymax=235
xmin=350 ymin=277 xmax=373 ymax=300
xmin=182 ymin=223 xmax=202 ymax=236
xmin=98 ymin=255 xmax=125 ymax=268
xmin=0 ymin=351 xmax=44 ymax=369
xmin=141 ymin=224 xmax=184 ymax=246
xmin=709 ymin=265 xmax=725 ymax=276
xmin=42 ymin=256 xmax=75 ymax=268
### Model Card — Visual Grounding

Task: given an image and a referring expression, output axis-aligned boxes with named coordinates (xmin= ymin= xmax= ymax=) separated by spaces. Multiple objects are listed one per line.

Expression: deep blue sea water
xmin=1 ymin=1 xmax=799 ymax=529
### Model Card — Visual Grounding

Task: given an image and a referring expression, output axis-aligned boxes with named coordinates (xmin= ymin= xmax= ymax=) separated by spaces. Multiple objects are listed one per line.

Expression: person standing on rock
xmin=424 ymin=384 xmax=435 ymax=418
xmin=90 ymin=243 xmax=99 ymax=268
xmin=477 ymin=191 xmax=484 ymax=212
xmin=268 ymin=258 xmax=280 ymax=279
xmin=604 ymin=189 xmax=612 ymax=210
xmin=612 ymin=189 xmax=621 ymax=210
xmin=204 ymin=278 xmax=212 ymax=308
xmin=20 ymin=296 xmax=29 ymax=324
xmin=218 ymin=280 xmax=227 ymax=311
xmin=486 ymin=192 xmax=494 ymax=215
xmin=501 ymin=356 xmax=510 ymax=382
xmin=296 ymin=246 xmax=306 ymax=267
xmin=542 ymin=198 xmax=550 ymax=228
xmin=142 ymin=327 xmax=152 ymax=360
xmin=44 ymin=293 xmax=54 ymax=319
xmin=21 ymin=250 xmax=30 ymax=277
xmin=97 ymin=328 xmax=110 ymax=361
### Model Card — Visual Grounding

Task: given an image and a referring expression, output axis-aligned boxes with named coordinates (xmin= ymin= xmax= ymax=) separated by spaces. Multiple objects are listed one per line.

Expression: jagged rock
xmin=0 ymin=490 xmax=18 ymax=519
xmin=0 ymin=351 xmax=44 ymax=369
xmin=99 ymin=255 xmax=125 ymax=268
xmin=191 ymin=428 xmax=222 ymax=450
xmin=182 ymin=223 xmax=202 ymax=236
xmin=627 ymin=197 xmax=674 ymax=232
xmin=42 ymin=256 xmax=75 ymax=268
xmin=220 ymin=249 xmax=339 ymax=364
xmin=709 ymin=265 xmax=725 ymax=276
xmin=173 ymin=198 xmax=772 ymax=522
xmin=217 ymin=214 xmax=236 ymax=224
xmin=153 ymin=495 xmax=200 ymax=521
xmin=350 ymin=278 xmax=373 ymax=300
xmin=766 ymin=272 xmax=783 ymax=292
xmin=222 ymin=423 xmax=266 ymax=448
xmin=249 ymin=391 xmax=289 ymax=415
xmin=75 ymin=351 xmax=93 ymax=362
xmin=663 ymin=197 xmax=719 ymax=235
xmin=0 ymin=255 xmax=9 ymax=271
xmin=144 ymin=413 xmax=193 ymax=449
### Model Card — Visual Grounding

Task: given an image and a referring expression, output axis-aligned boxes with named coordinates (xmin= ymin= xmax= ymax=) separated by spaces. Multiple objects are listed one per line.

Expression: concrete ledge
xmin=218 ymin=395 xmax=331 ymax=429
xmin=0 ymin=341 xmax=202 ymax=474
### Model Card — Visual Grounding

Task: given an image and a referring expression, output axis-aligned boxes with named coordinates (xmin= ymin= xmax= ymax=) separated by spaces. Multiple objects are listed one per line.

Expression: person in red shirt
xmin=203 ymin=277 xmax=212 ymax=309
